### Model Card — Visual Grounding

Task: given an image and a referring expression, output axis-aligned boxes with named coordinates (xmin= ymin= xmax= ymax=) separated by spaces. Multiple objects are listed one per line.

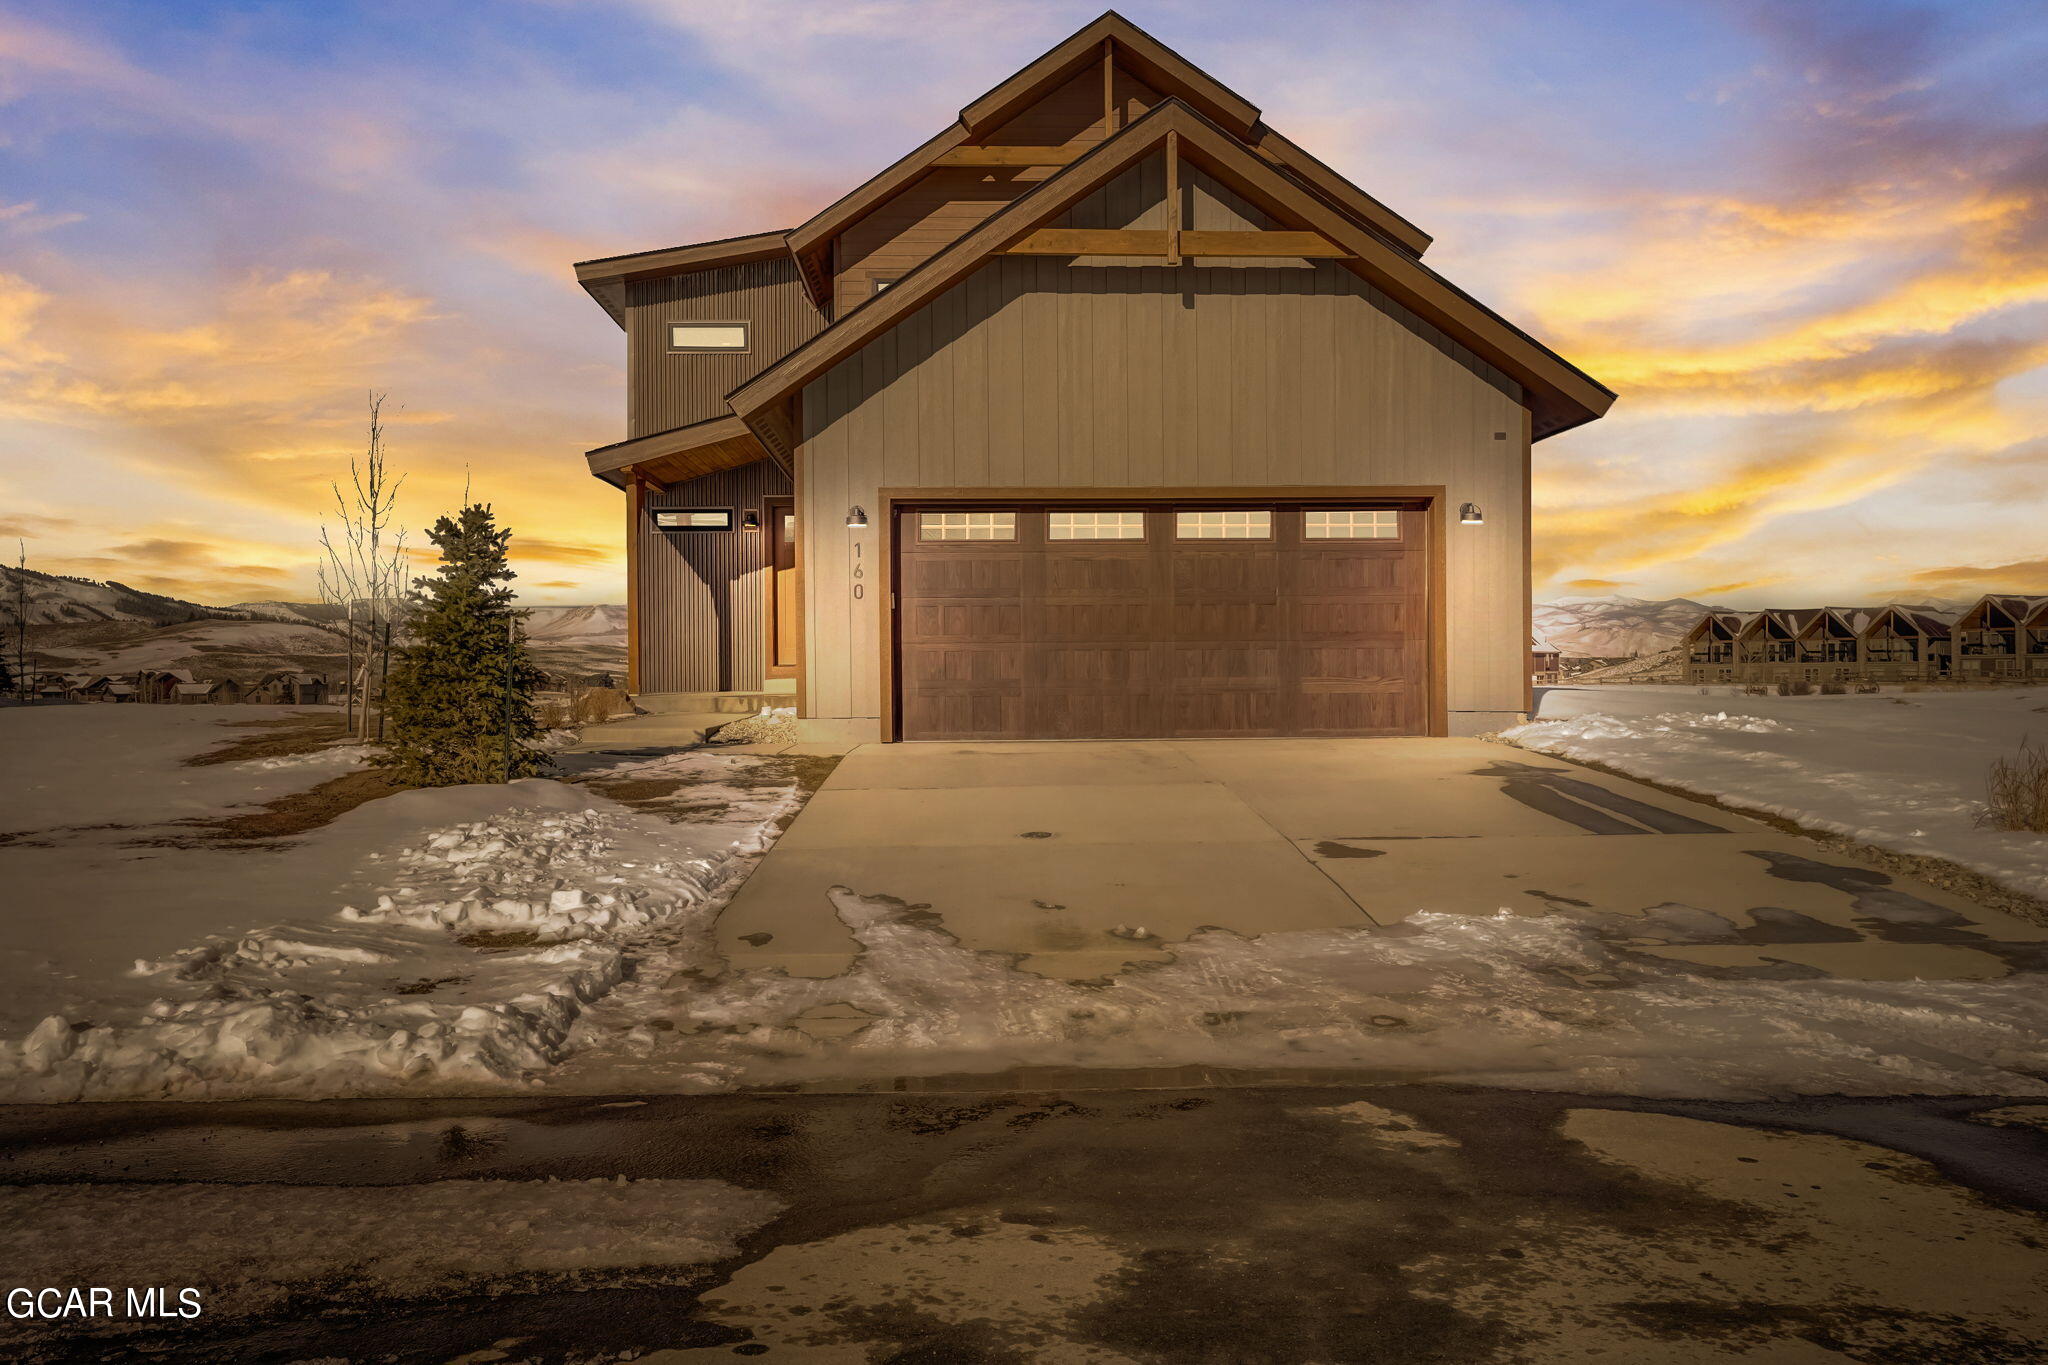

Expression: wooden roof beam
xmin=1000 ymin=228 xmax=1349 ymax=258
xmin=932 ymin=145 xmax=1085 ymax=167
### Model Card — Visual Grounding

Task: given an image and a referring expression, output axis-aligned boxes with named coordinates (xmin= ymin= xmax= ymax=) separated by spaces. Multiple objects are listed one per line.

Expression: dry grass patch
xmin=1982 ymin=737 xmax=2048 ymax=833
xmin=184 ymin=714 xmax=349 ymax=767
xmin=536 ymin=688 xmax=631 ymax=728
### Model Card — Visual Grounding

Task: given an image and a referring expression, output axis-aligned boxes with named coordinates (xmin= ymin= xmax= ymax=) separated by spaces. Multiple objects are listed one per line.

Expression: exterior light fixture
xmin=846 ymin=505 xmax=869 ymax=529
xmin=1459 ymin=503 xmax=1484 ymax=525
xmin=741 ymin=509 xmax=761 ymax=531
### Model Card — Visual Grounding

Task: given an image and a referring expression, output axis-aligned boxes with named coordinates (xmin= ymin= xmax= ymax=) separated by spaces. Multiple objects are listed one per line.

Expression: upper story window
xmin=669 ymin=322 xmax=748 ymax=352
xmin=872 ymin=277 xmax=899 ymax=294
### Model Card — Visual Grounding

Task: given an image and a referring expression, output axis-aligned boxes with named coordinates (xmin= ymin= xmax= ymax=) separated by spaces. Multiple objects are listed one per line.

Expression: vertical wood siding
xmin=626 ymin=258 xmax=824 ymax=438
xmin=636 ymin=460 xmax=791 ymax=693
xmin=798 ymin=256 xmax=1530 ymax=730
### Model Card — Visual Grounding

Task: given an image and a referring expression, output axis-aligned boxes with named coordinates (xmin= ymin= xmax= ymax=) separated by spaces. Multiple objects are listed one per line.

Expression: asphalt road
xmin=3 ymin=1084 xmax=2046 ymax=1363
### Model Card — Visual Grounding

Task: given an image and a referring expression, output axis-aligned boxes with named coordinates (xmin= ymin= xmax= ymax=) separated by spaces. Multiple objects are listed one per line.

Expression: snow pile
xmin=236 ymin=744 xmax=367 ymax=773
xmin=1504 ymin=689 xmax=2048 ymax=899
xmin=1517 ymin=711 xmax=1785 ymax=739
xmin=590 ymin=888 xmax=2048 ymax=1100
xmin=337 ymin=811 xmax=691 ymax=939
xmin=0 ymin=1176 xmax=782 ymax=1325
xmin=0 ymin=760 xmax=803 ymax=1101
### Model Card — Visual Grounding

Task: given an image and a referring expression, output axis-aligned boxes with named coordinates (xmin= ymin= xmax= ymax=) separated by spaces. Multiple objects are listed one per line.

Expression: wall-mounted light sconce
xmin=1459 ymin=503 xmax=1484 ymax=525
xmin=741 ymin=509 xmax=761 ymax=532
xmin=846 ymin=505 xmax=869 ymax=529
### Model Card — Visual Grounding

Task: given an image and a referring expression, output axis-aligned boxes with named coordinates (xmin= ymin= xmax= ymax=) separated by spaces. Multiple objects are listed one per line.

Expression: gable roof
xmin=1684 ymin=610 xmax=1757 ymax=641
xmin=781 ymin=12 xmax=1431 ymax=304
xmin=1956 ymin=593 xmax=2048 ymax=628
xmin=1864 ymin=605 xmax=1957 ymax=639
xmin=731 ymin=97 xmax=1613 ymax=441
xmin=1742 ymin=608 xmax=1824 ymax=638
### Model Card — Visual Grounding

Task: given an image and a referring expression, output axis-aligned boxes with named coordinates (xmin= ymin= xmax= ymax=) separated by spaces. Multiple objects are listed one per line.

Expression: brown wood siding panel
xmin=798 ymin=256 xmax=1529 ymax=731
xmin=635 ymin=460 xmax=791 ymax=693
xmin=626 ymin=258 xmax=824 ymax=437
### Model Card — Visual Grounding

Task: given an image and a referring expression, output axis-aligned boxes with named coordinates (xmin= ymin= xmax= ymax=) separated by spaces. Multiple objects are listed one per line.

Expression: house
xmin=249 ymin=671 xmax=329 ymax=705
xmin=1858 ymin=607 xmax=1955 ymax=681
xmin=572 ymin=12 xmax=1612 ymax=741
xmin=1734 ymin=609 xmax=1823 ymax=685
xmin=1790 ymin=608 xmax=1873 ymax=683
xmin=171 ymin=679 xmax=242 ymax=705
xmin=1953 ymin=595 xmax=2048 ymax=680
xmin=136 ymin=669 xmax=198 ymax=704
xmin=1530 ymin=639 xmax=1562 ymax=687
xmin=1681 ymin=611 xmax=1755 ymax=685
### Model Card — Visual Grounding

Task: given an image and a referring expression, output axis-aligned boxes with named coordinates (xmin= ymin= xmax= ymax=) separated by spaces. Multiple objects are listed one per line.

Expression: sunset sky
xmin=2 ymin=0 xmax=2045 ymax=610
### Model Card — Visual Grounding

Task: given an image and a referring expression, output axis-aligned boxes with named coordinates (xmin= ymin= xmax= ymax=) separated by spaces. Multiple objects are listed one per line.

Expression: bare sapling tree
xmin=316 ymin=392 xmax=410 ymax=742
xmin=12 ymin=541 xmax=27 ymax=701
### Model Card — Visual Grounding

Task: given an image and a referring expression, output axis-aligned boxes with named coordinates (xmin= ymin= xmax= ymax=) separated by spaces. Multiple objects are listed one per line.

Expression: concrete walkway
xmin=720 ymin=737 xmax=2048 ymax=980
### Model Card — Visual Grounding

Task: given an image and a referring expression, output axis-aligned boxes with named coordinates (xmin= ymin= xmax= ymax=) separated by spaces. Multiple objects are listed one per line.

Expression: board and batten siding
xmin=796 ymin=255 xmax=1532 ymax=737
xmin=636 ymin=461 xmax=791 ymax=693
xmin=626 ymin=257 xmax=825 ymax=438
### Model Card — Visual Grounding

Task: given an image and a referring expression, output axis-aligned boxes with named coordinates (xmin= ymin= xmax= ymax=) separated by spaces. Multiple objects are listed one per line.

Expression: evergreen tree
xmin=379 ymin=504 xmax=550 ymax=786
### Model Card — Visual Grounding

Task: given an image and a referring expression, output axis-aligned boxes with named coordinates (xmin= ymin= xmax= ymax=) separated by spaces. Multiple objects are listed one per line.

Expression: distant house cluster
xmin=1683 ymin=595 xmax=2048 ymax=685
xmin=16 ymin=669 xmax=331 ymax=705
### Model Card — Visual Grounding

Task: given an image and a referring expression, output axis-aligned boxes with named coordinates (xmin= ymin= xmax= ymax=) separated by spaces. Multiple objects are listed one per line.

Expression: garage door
xmin=894 ymin=501 xmax=1431 ymax=740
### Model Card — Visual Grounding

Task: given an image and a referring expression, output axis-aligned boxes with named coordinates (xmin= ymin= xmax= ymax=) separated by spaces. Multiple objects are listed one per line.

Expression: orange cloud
xmin=1904 ymin=559 xmax=2048 ymax=594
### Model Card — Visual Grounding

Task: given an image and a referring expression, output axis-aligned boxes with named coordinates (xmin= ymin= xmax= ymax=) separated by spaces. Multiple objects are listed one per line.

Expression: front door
xmin=766 ymin=498 xmax=799 ymax=678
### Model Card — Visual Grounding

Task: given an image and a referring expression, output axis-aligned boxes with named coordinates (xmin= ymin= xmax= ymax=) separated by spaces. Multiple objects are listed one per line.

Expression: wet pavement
xmin=4 ymin=1084 xmax=2047 ymax=1363
xmin=714 ymin=738 xmax=2048 ymax=982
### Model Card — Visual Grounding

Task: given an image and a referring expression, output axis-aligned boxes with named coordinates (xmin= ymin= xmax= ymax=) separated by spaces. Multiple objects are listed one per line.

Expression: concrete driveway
xmin=718 ymin=738 xmax=2046 ymax=981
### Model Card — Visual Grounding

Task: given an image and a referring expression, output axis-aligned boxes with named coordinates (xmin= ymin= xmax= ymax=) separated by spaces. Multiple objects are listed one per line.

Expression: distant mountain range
xmin=1533 ymin=596 xmax=1725 ymax=657
xmin=1532 ymin=593 xmax=1974 ymax=658
xmin=3 ymin=567 xmax=625 ymax=679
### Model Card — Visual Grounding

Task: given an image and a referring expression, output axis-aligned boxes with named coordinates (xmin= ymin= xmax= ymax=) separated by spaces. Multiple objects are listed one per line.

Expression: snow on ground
xmin=0 ymin=705 xmax=802 ymax=1101
xmin=0 ymin=1176 xmax=781 ymax=1328
xmin=1508 ymin=685 xmax=2048 ymax=899
xmin=0 ymin=706 xmax=354 ymax=831
xmin=562 ymin=885 xmax=2048 ymax=1101
xmin=12 ymin=698 xmax=2048 ymax=1103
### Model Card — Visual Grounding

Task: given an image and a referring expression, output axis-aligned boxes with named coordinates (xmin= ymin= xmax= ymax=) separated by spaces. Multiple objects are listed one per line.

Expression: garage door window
xmin=1305 ymin=509 xmax=1400 ymax=539
xmin=1049 ymin=510 xmax=1146 ymax=540
xmin=919 ymin=511 xmax=1016 ymax=541
xmin=1175 ymin=510 xmax=1271 ymax=539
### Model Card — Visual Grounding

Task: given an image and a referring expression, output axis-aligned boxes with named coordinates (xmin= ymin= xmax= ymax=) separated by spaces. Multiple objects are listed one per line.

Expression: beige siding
xmin=626 ymin=258 xmax=824 ymax=437
xmin=636 ymin=461 xmax=791 ymax=693
xmin=797 ymin=256 xmax=1531 ymax=733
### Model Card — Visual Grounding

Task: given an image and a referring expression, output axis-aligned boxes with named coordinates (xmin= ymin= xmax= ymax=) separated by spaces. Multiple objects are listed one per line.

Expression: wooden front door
xmin=894 ymin=500 xmax=1430 ymax=740
xmin=766 ymin=498 xmax=799 ymax=678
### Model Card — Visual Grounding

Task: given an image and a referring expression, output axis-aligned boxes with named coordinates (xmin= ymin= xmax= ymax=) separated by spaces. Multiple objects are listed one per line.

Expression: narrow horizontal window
xmin=919 ymin=510 xmax=1016 ymax=541
xmin=668 ymin=322 xmax=747 ymax=351
xmin=1049 ymin=510 xmax=1145 ymax=540
xmin=652 ymin=508 xmax=732 ymax=530
xmin=1305 ymin=509 xmax=1400 ymax=539
xmin=1175 ymin=510 xmax=1270 ymax=540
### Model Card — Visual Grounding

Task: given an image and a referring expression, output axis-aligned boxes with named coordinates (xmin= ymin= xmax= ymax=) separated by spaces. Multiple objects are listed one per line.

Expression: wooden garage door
xmin=894 ymin=501 xmax=1430 ymax=740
